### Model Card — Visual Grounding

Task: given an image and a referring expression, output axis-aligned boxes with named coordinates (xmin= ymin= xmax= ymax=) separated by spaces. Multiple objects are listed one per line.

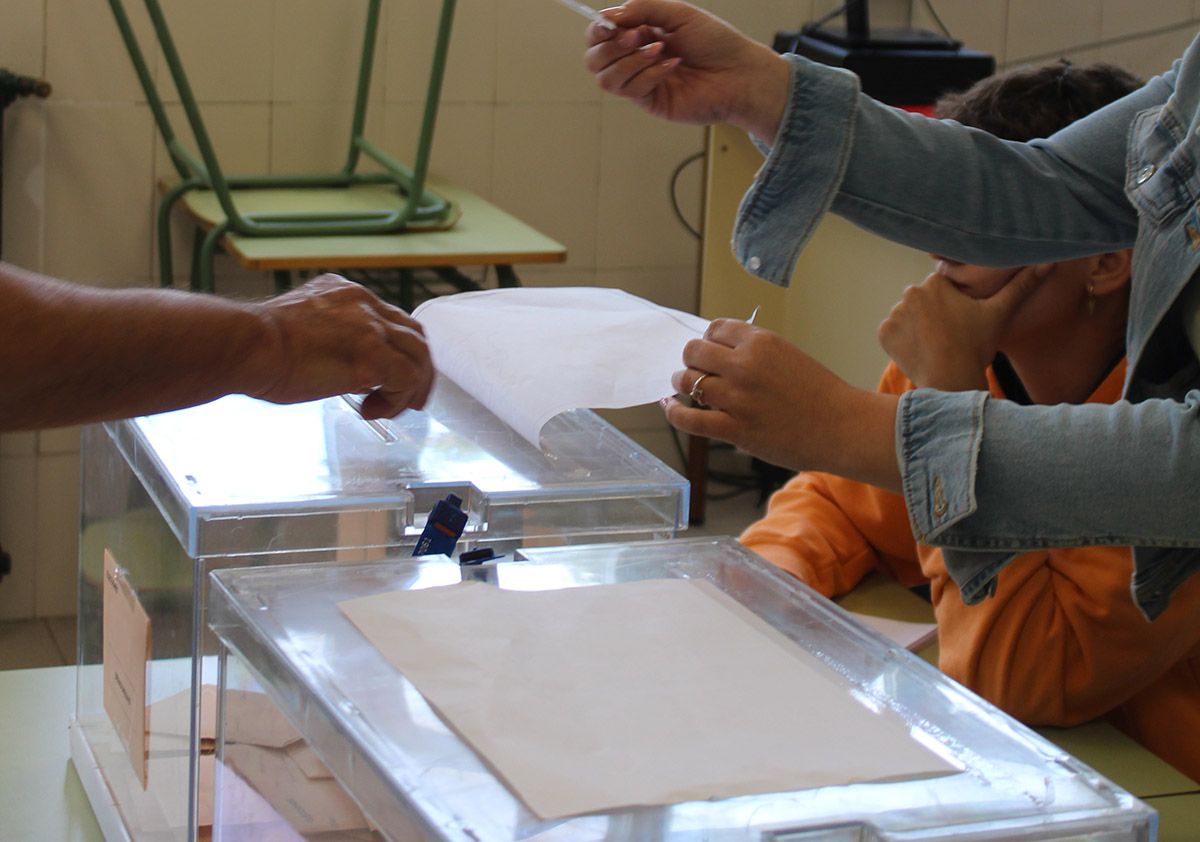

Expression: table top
xmin=171 ymin=176 xmax=567 ymax=271
xmin=838 ymin=569 xmax=1200 ymax=837
xmin=0 ymin=665 xmax=103 ymax=842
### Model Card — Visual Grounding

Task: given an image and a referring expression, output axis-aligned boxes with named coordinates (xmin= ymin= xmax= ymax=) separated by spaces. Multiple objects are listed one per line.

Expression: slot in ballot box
xmin=70 ymin=380 xmax=688 ymax=842
xmin=206 ymin=537 xmax=1155 ymax=842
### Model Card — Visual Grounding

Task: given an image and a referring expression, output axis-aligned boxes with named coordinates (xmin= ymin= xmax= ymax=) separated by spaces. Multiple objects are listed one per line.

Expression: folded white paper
xmin=413 ymin=287 xmax=709 ymax=446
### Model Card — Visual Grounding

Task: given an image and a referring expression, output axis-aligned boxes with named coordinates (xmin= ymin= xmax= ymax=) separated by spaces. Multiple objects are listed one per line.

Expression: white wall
xmin=1 ymin=0 xmax=1197 ymax=618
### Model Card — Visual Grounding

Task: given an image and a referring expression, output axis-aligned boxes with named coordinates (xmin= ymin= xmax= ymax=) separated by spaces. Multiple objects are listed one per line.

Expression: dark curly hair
xmin=934 ymin=59 xmax=1144 ymax=142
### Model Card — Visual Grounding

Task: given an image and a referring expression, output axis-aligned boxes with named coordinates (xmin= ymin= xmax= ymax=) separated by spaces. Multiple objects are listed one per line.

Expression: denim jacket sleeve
xmin=898 ymin=389 xmax=1200 ymax=618
xmin=731 ymin=52 xmax=1200 ymax=619
xmin=735 ymin=53 xmax=1173 ymax=281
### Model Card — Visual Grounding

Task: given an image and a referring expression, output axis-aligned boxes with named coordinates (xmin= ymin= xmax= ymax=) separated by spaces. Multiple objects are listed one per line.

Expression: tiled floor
xmin=0 ymin=452 xmax=770 ymax=673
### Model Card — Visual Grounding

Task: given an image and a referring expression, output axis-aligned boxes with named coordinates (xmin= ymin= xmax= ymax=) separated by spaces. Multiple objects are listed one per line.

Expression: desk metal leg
xmin=687 ymin=434 xmax=709 ymax=525
xmin=345 ymin=265 xmax=523 ymax=309
xmin=496 ymin=264 xmax=520 ymax=288
xmin=432 ymin=266 xmax=486 ymax=293
xmin=399 ymin=268 xmax=416 ymax=312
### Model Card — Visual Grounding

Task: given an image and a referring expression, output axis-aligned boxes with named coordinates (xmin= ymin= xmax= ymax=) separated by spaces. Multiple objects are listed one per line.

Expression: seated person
xmin=740 ymin=60 xmax=1200 ymax=782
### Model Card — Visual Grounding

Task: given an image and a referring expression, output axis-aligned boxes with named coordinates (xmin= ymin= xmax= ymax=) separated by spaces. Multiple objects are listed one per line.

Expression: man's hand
xmin=585 ymin=0 xmax=790 ymax=143
xmin=662 ymin=319 xmax=901 ymax=491
xmin=878 ymin=264 xmax=1050 ymax=391
xmin=251 ymin=274 xmax=435 ymax=419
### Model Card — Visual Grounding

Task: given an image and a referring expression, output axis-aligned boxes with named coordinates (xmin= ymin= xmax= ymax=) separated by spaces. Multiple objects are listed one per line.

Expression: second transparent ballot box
xmin=208 ymin=537 xmax=1155 ymax=842
xmin=72 ymin=382 xmax=688 ymax=841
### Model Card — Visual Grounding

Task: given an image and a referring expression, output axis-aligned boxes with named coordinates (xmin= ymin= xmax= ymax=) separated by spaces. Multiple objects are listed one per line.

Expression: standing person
xmin=585 ymin=1 xmax=1200 ymax=620
xmin=741 ymin=63 xmax=1200 ymax=782
xmin=0 ymin=264 xmax=434 ymax=430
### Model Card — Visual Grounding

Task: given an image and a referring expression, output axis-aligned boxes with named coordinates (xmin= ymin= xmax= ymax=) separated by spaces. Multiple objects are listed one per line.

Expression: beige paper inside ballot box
xmin=339 ymin=579 xmax=958 ymax=820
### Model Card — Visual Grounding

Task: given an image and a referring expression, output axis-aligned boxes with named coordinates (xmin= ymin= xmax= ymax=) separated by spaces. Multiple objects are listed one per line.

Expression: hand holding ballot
xmin=411 ymin=287 xmax=899 ymax=491
xmin=252 ymin=273 xmax=434 ymax=420
xmin=665 ymin=319 xmax=902 ymax=492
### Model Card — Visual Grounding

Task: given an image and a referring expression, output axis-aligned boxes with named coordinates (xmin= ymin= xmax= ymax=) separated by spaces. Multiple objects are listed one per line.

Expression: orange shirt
xmin=740 ymin=360 xmax=1200 ymax=782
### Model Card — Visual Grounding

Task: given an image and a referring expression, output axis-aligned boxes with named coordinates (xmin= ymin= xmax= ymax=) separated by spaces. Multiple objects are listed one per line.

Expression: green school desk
xmin=167 ymin=175 xmax=567 ymax=306
xmin=838 ymin=569 xmax=1200 ymax=840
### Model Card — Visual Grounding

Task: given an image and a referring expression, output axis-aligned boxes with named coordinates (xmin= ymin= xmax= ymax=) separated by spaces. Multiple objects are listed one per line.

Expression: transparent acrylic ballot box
xmin=71 ymin=383 xmax=688 ymax=842
xmin=208 ymin=537 xmax=1155 ymax=842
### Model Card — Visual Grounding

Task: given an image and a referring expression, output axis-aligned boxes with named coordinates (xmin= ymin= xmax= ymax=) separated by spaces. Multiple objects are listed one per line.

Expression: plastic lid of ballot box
xmin=104 ymin=379 xmax=688 ymax=560
xmin=207 ymin=537 xmax=1154 ymax=842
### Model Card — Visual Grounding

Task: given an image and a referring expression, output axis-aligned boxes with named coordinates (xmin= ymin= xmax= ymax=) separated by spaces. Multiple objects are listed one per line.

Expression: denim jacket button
xmin=747 ymin=256 xmax=762 ymax=271
xmin=932 ymin=475 xmax=948 ymax=518
xmin=1135 ymin=163 xmax=1157 ymax=185
xmin=1187 ymin=223 xmax=1200 ymax=251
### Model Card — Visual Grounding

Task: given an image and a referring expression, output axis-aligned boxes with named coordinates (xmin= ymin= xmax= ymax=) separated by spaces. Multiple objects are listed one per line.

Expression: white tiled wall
xmin=1 ymin=0 xmax=1197 ymax=618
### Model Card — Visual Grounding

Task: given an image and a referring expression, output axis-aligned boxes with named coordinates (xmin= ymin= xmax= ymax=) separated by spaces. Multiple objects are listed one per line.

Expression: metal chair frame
xmin=107 ymin=0 xmax=457 ymax=291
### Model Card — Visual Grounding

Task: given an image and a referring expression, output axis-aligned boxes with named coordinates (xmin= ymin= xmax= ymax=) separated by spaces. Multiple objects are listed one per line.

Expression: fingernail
xmin=640 ymin=41 xmax=664 ymax=58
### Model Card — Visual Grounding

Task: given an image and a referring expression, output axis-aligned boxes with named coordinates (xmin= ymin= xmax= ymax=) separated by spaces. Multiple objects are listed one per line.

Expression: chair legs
xmin=156 ymin=179 xmax=199 ymax=288
xmin=196 ymin=221 xmax=228 ymax=293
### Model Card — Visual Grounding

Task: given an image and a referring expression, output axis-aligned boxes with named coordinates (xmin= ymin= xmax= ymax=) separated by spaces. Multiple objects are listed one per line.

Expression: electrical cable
xmin=802 ymin=3 xmax=852 ymax=34
xmin=919 ymin=0 xmax=952 ymax=39
xmin=665 ymin=150 xmax=768 ymax=496
xmin=669 ymin=151 xmax=705 ymax=240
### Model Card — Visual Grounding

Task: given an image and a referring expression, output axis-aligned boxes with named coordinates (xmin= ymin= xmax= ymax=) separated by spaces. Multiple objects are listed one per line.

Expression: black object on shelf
xmin=774 ymin=0 xmax=994 ymax=107
xmin=0 ymin=543 xmax=11 ymax=584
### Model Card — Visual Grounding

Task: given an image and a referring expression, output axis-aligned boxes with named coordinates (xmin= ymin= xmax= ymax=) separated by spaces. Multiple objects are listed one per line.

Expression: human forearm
xmin=0 ymin=265 xmax=434 ymax=431
xmin=0 ymin=264 xmax=277 ymax=430
xmin=908 ymin=392 xmax=1200 ymax=548
xmin=900 ymin=389 xmax=1200 ymax=618
xmin=735 ymin=54 xmax=1157 ymax=287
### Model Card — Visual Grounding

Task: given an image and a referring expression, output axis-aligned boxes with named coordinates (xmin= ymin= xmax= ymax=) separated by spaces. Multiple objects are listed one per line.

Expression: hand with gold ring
xmin=689 ymin=371 xmax=713 ymax=407
xmin=661 ymin=318 xmax=902 ymax=492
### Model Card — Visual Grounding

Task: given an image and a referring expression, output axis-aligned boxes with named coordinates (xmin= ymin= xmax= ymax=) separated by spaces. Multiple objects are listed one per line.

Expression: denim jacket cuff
xmin=732 ymin=54 xmax=861 ymax=286
xmin=897 ymin=388 xmax=987 ymax=541
xmin=898 ymin=389 xmax=1016 ymax=603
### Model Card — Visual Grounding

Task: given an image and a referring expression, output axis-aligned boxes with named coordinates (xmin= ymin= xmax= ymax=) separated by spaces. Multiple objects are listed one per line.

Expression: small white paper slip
xmin=552 ymin=0 xmax=618 ymax=29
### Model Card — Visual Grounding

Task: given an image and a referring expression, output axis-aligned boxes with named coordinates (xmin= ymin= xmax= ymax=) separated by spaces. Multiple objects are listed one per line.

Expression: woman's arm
xmin=734 ymin=53 xmax=1173 ymax=286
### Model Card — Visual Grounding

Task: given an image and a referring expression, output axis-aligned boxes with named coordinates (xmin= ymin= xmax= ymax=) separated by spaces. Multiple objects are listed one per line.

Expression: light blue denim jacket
xmin=732 ymin=37 xmax=1200 ymax=619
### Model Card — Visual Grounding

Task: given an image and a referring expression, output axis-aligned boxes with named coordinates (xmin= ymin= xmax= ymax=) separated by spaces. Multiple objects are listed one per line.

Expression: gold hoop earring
xmin=1087 ymin=281 xmax=1096 ymax=315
